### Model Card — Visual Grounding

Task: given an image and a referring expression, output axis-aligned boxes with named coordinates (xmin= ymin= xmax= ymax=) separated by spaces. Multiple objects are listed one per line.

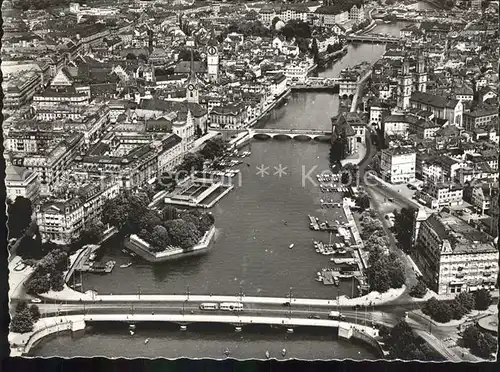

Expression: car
xmin=308 ymin=314 xmax=321 ymax=319
xmin=31 ymin=298 xmax=42 ymax=303
xmin=282 ymin=302 xmax=291 ymax=307
xmin=388 ymin=198 xmax=394 ymax=202
xmin=352 ymin=304 xmax=362 ymax=310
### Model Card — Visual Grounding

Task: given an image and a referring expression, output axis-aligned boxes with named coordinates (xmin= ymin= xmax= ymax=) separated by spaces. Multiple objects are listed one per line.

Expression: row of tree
xmin=10 ymin=301 xmax=41 ymax=334
xmin=422 ymin=290 xmax=492 ymax=323
xmin=380 ymin=321 xmax=437 ymax=360
xmin=358 ymin=209 xmax=388 ymax=252
xmin=25 ymin=248 xmax=69 ymax=295
xmin=392 ymin=207 xmax=416 ymax=253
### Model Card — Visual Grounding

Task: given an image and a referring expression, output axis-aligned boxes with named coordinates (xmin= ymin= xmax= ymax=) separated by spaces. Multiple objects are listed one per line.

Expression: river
xmin=32 ymin=17 xmax=429 ymax=359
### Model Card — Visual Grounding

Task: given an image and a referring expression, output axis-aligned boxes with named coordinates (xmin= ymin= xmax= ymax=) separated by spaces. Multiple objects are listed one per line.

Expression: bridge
xmin=346 ymin=34 xmax=400 ymax=44
xmin=249 ymin=128 xmax=332 ymax=141
xmin=290 ymin=77 xmax=341 ymax=91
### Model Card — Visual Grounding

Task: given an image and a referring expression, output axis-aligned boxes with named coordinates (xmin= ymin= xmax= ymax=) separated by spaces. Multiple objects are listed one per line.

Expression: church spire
xmin=188 ymin=48 xmax=197 ymax=85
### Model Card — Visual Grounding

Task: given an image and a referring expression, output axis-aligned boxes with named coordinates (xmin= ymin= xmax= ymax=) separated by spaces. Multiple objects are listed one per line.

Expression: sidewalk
xmin=38 ymin=283 xmax=406 ymax=308
xmin=8 ymin=256 xmax=34 ymax=300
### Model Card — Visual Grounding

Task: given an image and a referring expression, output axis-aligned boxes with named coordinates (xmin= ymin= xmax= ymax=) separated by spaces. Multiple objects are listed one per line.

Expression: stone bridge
xmin=346 ymin=34 xmax=400 ymax=44
xmin=249 ymin=128 xmax=332 ymax=141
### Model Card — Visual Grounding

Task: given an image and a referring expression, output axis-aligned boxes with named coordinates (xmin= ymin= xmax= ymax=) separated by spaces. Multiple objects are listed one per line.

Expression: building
xmin=414 ymin=212 xmax=498 ymax=294
xmin=380 ymin=147 xmax=416 ymax=184
xmin=206 ymin=30 xmax=219 ymax=83
xmin=2 ymin=70 xmax=42 ymax=109
xmin=9 ymin=132 xmax=85 ymax=195
xmin=409 ymin=91 xmax=463 ymax=126
xmin=5 ymin=164 xmax=40 ymax=203
xmin=420 ymin=155 xmax=461 ymax=182
xmin=418 ymin=183 xmax=464 ymax=210
xmin=209 ymin=103 xmax=247 ymax=130
xmin=35 ymin=178 xmax=120 ymax=244
xmin=268 ymin=73 xmax=288 ymax=98
xmin=463 ymin=106 xmax=498 ymax=131
xmin=464 ymin=183 xmax=497 ymax=216
xmin=331 ymin=112 xmax=366 ymax=157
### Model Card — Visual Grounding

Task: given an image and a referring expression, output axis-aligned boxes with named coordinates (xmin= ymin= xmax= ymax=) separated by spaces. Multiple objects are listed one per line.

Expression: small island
xmin=102 ymin=192 xmax=216 ymax=263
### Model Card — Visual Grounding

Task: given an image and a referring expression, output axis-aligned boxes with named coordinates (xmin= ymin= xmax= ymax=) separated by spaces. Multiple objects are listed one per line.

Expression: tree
xmin=137 ymin=211 xmax=162 ymax=233
xmin=200 ymin=138 xmax=226 ymax=160
xmin=385 ymin=320 xmax=431 ymax=360
xmin=25 ymin=272 xmax=51 ymax=295
xmin=409 ymin=279 xmax=427 ymax=298
xmin=149 ymin=225 xmax=172 ymax=251
xmin=49 ymin=271 xmax=65 ymax=292
xmin=29 ymin=304 xmax=41 ymax=322
xmin=79 ymin=220 xmax=104 ymax=245
xmin=366 ymin=259 xmax=391 ymax=293
xmin=177 ymin=153 xmax=205 ymax=174
xmin=456 ymin=292 xmax=475 ymax=312
xmin=393 ymin=207 xmax=416 ymax=252
xmin=10 ymin=308 xmax=34 ymax=334
xmin=473 ymin=289 xmax=492 ymax=310
xmin=450 ymin=300 xmax=468 ymax=320
xmin=461 ymin=325 xmax=496 ymax=358
xmin=329 ymin=140 xmax=343 ymax=164
xmin=422 ymin=297 xmax=453 ymax=323
xmin=356 ymin=194 xmax=370 ymax=210
xmin=7 ymin=196 xmax=33 ymax=238
xmin=15 ymin=301 xmax=28 ymax=314
xmin=310 ymin=38 xmax=319 ymax=62
xmin=164 ymin=219 xmax=201 ymax=250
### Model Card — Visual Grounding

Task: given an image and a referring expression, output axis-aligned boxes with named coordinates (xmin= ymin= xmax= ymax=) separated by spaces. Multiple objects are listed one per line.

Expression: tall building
xmin=413 ymin=212 xmax=498 ymax=294
xmin=379 ymin=147 xmax=416 ymax=184
xmin=206 ymin=29 xmax=219 ymax=83
xmin=400 ymin=59 xmax=412 ymax=109
xmin=186 ymin=50 xmax=200 ymax=104
xmin=416 ymin=54 xmax=427 ymax=93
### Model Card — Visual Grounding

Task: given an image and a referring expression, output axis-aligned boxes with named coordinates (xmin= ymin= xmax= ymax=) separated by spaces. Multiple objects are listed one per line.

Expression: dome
xmin=275 ymin=20 xmax=285 ymax=31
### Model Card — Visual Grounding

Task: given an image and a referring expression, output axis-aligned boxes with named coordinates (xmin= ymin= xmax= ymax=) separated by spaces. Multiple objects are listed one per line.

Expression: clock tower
xmin=207 ymin=29 xmax=219 ymax=83
xmin=186 ymin=49 xmax=199 ymax=104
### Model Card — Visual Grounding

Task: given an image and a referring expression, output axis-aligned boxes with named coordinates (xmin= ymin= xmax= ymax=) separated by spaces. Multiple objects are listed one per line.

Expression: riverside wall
xmin=352 ymin=328 xmax=385 ymax=358
xmin=123 ymin=226 xmax=216 ymax=263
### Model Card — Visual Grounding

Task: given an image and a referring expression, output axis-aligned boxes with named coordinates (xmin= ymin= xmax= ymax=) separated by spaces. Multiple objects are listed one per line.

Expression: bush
xmin=10 ymin=308 xmax=34 ymax=334
xmin=422 ymin=297 xmax=453 ymax=323
xmin=473 ymin=289 xmax=492 ymax=311
xmin=409 ymin=280 xmax=427 ymax=298
xmin=29 ymin=304 xmax=41 ymax=322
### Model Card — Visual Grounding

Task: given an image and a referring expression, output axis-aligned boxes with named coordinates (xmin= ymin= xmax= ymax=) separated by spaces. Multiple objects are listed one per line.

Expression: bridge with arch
xmin=346 ymin=34 xmax=400 ymax=44
xmin=249 ymin=128 xmax=332 ymax=141
xmin=290 ymin=77 xmax=342 ymax=91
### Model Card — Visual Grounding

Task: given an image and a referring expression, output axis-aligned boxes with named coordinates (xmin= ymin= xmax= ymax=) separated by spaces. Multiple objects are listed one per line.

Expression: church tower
xmin=207 ymin=29 xmax=219 ymax=83
xmin=186 ymin=49 xmax=199 ymax=104
xmin=400 ymin=58 xmax=412 ymax=110
xmin=416 ymin=54 xmax=427 ymax=93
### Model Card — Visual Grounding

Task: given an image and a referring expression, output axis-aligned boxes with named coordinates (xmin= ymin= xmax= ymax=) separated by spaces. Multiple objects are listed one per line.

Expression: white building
xmin=284 ymin=63 xmax=309 ymax=83
xmin=5 ymin=164 xmax=40 ymax=203
xmin=418 ymin=183 xmax=464 ymax=210
xmin=380 ymin=147 xmax=416 ymax=184
xmin=414 ymin=212 xmax=498 ymax=294
xmin=35 ymin=179 xmax=120 ymax=244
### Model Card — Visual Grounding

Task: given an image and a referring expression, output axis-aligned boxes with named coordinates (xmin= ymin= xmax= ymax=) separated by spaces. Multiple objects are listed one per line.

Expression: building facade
xmin=414 ymin=212 xmax=498 ymax=294
xmin=380 ymin=148 xmax=416 ymax=184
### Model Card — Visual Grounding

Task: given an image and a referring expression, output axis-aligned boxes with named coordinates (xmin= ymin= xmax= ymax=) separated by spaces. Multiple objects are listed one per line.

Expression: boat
xmin=224 ymin=348 xmax=230 ymax=356
xmin=384 ymin=20 xmax=391 ymax=23
xmin=130 ymin=331 xmax=135 ymax=336
xmin=289 ymin=244 xmax=294 ymax=249
xmin=120 ymin=262 xmax=132 ymax=268
xmin=316 ymin=277 xmax=323 ymax=282
xmin=334 ymin=277 xmax=340 ymax=286
xmin=265 ymin=350 xmax=270 ymax=359
xmin=144 ymin=339 xmax=149 ymax=344
xmin=282 ymin=349 xmax=287 ymax=357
